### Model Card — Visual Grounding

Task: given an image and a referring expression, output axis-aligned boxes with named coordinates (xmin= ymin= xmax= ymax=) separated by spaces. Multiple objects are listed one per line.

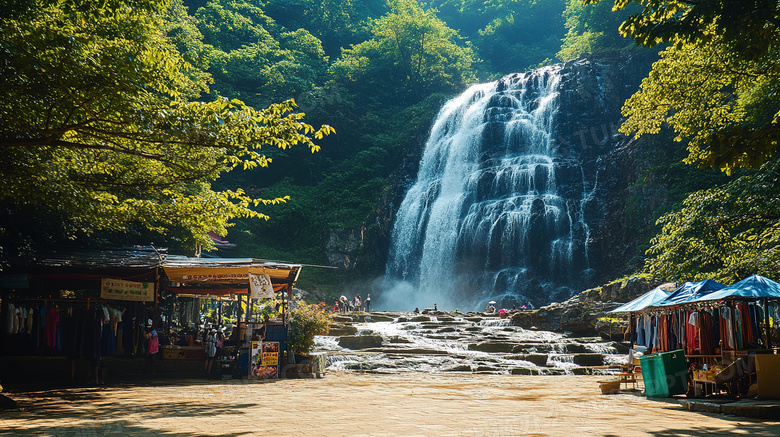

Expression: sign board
xmin=0 ymin=274 xmax=29 ymax=289
xmin=100 ymin=278 xmax=154 ymax=302
xmin=250 ymin=341 xmax=279 ymax=379
xmin=249 ymin=273 xmax=274 ymax=299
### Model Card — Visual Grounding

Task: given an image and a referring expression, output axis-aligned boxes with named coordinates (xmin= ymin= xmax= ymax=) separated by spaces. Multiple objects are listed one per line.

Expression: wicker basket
xmin=598 ymin=380 xmax=621 ymax=395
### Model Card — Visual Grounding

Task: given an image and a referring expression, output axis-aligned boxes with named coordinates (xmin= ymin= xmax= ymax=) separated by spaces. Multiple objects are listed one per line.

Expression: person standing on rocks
xmin=340 ymin=296 xmax=349 ymax=313
xmin=333 ymin=300 xmax=339 ymax=313
xmin=365 ymin=295 xmax=371 ymax=312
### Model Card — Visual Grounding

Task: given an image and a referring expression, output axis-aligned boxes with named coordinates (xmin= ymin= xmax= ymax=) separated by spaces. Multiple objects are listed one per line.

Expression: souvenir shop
xmin=160 ymin=255 xmax=302 ymax=380
xmin=0 ymin=248 xmax=162 ymax=383
xmin=616 ymin=275 xmax=780 ymax=399
xmin=0 ymin=247 xmax=304 ymax=383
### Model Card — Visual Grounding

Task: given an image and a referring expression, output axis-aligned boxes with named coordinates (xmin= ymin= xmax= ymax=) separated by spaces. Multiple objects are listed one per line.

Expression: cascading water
xmin=383 ymin=65 xmax=592 ymax=311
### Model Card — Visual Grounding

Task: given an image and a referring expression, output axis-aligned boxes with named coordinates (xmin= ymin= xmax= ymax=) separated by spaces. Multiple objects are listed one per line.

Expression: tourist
xmin=340 ymin=295 xmax=349 ymax=313
xmin=333 ymin=300 xmax=339 ymax=313
xmin=205 ymin=329 xmax=218 ymax=377
xmin=365 ymin=294 xmax=371 ymax=312
xmin=413 ymin=307 xmax=419 ymax=314
xmin=144 ymin=320 xmax=159 ymax=377
xmin=434 ymin=303 xmax=437 ymax=312
xmin=499 ymin=309 xmax=507 ymax=319
xmin=355 ymin=295 xmax=362 ymax=312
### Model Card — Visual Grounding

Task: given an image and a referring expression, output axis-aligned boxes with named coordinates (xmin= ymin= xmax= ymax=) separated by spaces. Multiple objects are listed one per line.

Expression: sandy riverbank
xmin=1 ymin=372 xmax=779 ymax=436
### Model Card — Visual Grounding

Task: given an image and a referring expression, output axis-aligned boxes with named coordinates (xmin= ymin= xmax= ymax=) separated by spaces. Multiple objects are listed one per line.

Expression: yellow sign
xmin=262 ymin=351 xmax=278 ymax=366
xmin=100 ymin=278 xmax=154 ymax=302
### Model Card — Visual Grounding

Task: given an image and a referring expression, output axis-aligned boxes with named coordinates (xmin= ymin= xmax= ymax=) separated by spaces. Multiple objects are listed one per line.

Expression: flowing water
xmin=384 ymin=66 xmax=593 ymax=311
xmin=316 ymin=313 xmax=625 ymax=374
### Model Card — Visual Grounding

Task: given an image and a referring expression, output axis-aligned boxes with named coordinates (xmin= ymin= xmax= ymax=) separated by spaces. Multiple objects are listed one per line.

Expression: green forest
xmin=1 ymin=0 xmax=778 ymax=298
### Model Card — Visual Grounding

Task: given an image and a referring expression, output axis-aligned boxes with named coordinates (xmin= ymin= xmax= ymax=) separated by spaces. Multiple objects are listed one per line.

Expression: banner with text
xmin=101 ymin=278 xmax=154 ymax=302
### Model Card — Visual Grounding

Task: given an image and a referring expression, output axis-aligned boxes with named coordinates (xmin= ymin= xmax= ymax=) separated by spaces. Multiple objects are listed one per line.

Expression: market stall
xmin=0 ymin=248 xmax=308 ymax=382
xmin=0 ymin=247 xmax=163 ymax=383
xmin=161 ymin=256 xmax=303 ymax=379
xmin=617 ymin=276 xmax=780 ymax=399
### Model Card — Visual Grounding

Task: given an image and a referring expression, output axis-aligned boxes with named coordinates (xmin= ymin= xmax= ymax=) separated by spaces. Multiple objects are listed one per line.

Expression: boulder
xmin=444 ymin=365 xmax=473 ymax=372
xmin=475 ymin=366 xmax=501 ymax=372
xmin=512 ymin=343 xmax=556 ymax=353
xmin=522 ymin=354 xmax=550 ymax=367
xmin=563 ymin=343 xmax=590 ymax=353
xmin=328 ymin=323 xmax=358 ymax=336
xmin=467 ymin=342 xmax=515 ymax=353
xmin=511 ymin=367 xmax=540 ymax=375
xmin=338 ymin=335 xmax=383 ymax=350
xmin=365 ymin=314 xmax=395 ymax=322
xmin=572 ymin=353 xmax=605 ymax=367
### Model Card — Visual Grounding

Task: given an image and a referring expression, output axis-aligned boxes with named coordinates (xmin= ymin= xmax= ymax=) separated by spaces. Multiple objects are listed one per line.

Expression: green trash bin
xmin=640 ymin=349 xmax=687 ymax=398
xmin=659 ymin=349 xmax=688 ymax=396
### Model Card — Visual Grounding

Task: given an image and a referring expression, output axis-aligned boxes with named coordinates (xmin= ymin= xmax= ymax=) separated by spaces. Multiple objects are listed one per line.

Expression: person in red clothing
xmin=144 ymin=320 xmax=159 ymax=377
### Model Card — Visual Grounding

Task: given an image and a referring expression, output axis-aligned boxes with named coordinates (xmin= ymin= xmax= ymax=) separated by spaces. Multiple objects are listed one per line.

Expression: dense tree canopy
xmin=557 ymin=0 xmax=635 ymax=61
xmin=645 ymin=160 xmax=780 ymax=283
xmin=589 ymin=0 xmax=780 ymax=280
xmin=430 ymin=0 xmax=567 ymax=75
xmin=592 ymin=0 xmax=780 ymax=173
xmin=331 ymin=0 xmax=475 ymax=102
xmin=0 ymin=0 xmax=333 ymax=257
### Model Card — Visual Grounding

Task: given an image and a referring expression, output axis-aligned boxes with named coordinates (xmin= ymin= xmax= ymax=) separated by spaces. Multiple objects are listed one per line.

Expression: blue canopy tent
xmin=656 ymin=279 xmax=727 ymax=307
xmin=689 ymin=275 xmax=780 ymax=351
xmin=610 ymin=286 xmax=672 ymax=313
xmin=689 ymin=275 xmax=780 ymax=302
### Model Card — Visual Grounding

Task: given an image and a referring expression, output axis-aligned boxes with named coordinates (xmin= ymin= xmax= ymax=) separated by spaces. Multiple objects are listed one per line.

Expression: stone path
xmin=1 ymin=373 xmax=779 ymax=436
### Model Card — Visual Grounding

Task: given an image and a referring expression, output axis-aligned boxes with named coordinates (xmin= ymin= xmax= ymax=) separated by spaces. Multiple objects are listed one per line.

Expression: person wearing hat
xmin=205 ymin=328 xmax=218 ymax=377
xmin=143 ymin=319 xmax=159 ymax=377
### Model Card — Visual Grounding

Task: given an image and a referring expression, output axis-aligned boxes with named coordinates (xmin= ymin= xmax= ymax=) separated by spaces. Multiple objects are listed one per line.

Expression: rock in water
xmin=0 ymin=394 xmax=18 ymax=410
xmin=338 ymin=335 xmax=383 ymax=350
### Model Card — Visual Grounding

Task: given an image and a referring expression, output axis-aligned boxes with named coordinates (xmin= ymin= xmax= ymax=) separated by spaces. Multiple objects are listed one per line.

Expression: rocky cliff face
xmin=510 ymin=276 xmax=674 ymax=335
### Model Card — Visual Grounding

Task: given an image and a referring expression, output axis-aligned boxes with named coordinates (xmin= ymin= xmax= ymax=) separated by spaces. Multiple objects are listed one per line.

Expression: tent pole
xmin=765 ymin=298 xmax=772 ymax=350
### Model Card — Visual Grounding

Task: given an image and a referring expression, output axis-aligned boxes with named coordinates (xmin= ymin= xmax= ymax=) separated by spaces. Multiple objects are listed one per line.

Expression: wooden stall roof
xmin=3 ymin=247 xmax=305 ymax=295
xmin=161 ymin=256 xmax=302 ymax=287
xmin=28 ymin=246 xmax=165 ymax=271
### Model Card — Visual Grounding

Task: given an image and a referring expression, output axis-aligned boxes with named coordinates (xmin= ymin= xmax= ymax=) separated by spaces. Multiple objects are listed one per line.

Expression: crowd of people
xmin=333 ymin=294 xmax=371 ymax=313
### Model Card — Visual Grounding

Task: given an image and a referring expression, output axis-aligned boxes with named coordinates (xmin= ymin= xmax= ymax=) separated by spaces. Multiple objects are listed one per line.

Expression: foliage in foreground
xmin=288 ymin=299 xmax=332 ymax=355
xmin=645 ymin=159 xmax=780 ymax=283
xmin=0 ymin=0 xmax=333 ymax=256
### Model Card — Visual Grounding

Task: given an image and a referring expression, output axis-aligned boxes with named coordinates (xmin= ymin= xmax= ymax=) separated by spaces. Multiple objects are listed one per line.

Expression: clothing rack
xmin=9 ymin=298 xmax=123 ymax=310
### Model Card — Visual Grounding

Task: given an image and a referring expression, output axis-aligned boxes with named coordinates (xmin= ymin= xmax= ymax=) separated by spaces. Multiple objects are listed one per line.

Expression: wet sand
xmin=1 ymin=372 xmax=779 ymax=436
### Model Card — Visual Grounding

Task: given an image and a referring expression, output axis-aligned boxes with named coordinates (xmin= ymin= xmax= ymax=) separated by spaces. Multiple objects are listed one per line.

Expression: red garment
xmin=44 ymin=307 xmax=60 ymax=348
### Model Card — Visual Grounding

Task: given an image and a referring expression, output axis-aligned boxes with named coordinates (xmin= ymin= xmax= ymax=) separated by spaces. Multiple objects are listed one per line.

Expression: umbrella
xmin=488 ymin=301 xmax=497 ymax=305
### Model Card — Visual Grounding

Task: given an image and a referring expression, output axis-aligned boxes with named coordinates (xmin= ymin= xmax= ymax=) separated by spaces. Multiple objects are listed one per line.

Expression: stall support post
xmin=765 ymin=298 xmax=772 ymax=350
xmin=154 ymin=266 xmax=160 ymax=327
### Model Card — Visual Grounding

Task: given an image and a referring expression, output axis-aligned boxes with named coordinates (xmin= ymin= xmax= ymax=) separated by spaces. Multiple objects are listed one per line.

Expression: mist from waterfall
xmin=382 ymin=65 xmax=592 ymax=311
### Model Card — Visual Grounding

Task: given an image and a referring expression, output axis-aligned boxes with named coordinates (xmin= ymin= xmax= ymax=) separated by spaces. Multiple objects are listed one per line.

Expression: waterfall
xmin=383 ymin=65 xmax=592 ymax=311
